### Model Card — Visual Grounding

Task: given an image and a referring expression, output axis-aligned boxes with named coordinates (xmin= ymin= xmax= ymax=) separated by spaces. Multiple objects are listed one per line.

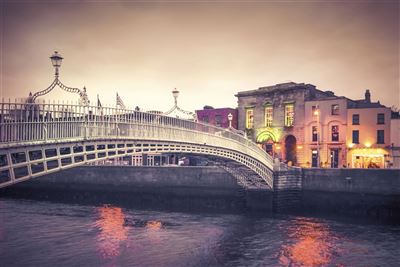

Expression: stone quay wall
xmin=1 ymin=165 xmax=399 ymax=219
xmin=0 ymin=166 xmax=273 ymax=212
xmin=301 ymin=168 xmax=400 ymax=219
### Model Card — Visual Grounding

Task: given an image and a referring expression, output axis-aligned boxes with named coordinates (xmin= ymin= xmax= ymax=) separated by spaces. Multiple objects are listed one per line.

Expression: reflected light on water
xmin=94 ymin=205 xmax=128 ymax=260
xmin=279 ymin=218 xmax=338 ymax=267
xmin=146 ymin=220 xmax=162 ymax=230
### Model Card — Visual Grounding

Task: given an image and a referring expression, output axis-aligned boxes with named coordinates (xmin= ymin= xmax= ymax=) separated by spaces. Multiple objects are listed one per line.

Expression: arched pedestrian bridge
xmin=0 ymin=101 xmax=275 ymax=189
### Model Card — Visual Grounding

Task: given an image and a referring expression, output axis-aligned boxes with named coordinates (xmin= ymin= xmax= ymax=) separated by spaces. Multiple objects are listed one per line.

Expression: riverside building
xmin=236 ymin=83 xmax=395 ymax=168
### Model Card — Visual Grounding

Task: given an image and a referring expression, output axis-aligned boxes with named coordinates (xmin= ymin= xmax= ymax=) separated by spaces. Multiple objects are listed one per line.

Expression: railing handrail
xmin=0 ymin=101 xmax=274 ymax=171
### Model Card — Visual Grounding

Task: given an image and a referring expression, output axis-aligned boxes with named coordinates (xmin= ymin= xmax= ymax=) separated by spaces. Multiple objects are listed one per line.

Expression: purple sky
xmin=1 ymin=0 xmax=399 ymax=111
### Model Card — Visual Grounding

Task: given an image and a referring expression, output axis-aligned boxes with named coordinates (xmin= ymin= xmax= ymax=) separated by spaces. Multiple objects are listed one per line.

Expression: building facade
xmin=236 ymin=82 xmax=333 ymax=166
xmin=195 ymin=106 xmax=238 ymax=129
xmin=304 ymin=97 xmax=348 ymax=168
xmin=346 ymin=90 xmax=392 ymax=168
xmin=236 ymin=84 xmax=394 ymax=168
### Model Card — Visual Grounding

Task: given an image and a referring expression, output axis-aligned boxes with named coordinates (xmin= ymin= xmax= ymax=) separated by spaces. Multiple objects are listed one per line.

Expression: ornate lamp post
xmin=50 ymin=51 xmax=63 ymax=77
xmin=228 ymin=113 xmax=233 ymax=128
xmin=314 ymin=105 xmax=320 ymax=167
xmin=28 ymin=51 xmax=90 ymax=105
xmin=164 ymin=88 xmax=196 ymax=120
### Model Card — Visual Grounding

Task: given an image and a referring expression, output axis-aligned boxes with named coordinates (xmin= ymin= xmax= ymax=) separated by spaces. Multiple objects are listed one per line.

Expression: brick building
xmin=196 ymin=106 xmax=238 ymax=129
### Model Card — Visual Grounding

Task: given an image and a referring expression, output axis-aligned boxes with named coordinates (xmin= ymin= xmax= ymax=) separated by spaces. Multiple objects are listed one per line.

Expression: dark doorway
xmin=264 ymin=142 xmax=273 ymax=156
xmin=285 ymin=135 xmax=297 ymax=165
xmin=311 ymin=149 xmax=318 ymax=167
xmin=330 ymin=148 xmax=339 ymax=168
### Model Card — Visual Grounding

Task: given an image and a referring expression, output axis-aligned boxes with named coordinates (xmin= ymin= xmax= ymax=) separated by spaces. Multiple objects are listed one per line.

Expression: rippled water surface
xmin=0 ymin=199 xmax=399 ymax=267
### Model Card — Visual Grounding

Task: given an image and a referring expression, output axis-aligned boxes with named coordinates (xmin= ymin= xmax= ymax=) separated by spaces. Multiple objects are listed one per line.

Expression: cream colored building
xmin=236 ymin=82 xmax=333 ymax=167
xmin=346 ymin=95 xmax=391 ymax=168
xmin=304 ymin=97 xmax=348 ymax=168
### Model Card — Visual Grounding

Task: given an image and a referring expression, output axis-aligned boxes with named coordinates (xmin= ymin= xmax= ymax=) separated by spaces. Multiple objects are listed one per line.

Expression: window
xmin=284 ymin=103 xmax=294 ymax=127
xmin=352 ymin=114 xmax=360 ymax=125
xmin=331 ymin=104 xmax=339 ymax=115
xmin=264 ymin=106 xmax=273 ymax=127
xmin=377 ymin=130 xmax=384 ymax=144
xmin=331 ymin=125 xmax=339 ymax=142
xmin=246 ymin=109 xmax=254 ymax=129
xmin=215 ymin=115 xmax=222 ymax=127
xmin=377 ymin=113 xmax=385 ymax=124
xmin=311 ymin=105 xmax=318 ymax=116
xmin=203 ymin=116 xmax=209 ymax=124
xmin=312 ymin=126 xmax=318 ymax=142
xmin=352 ymin=130 xmax=359 ymax=144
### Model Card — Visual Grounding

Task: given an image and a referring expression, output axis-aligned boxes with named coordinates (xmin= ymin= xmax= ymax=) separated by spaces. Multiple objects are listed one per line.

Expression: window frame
xmin=331 ymin=104 xmax=340 ymax=115
xmin=264 ymin=105 xmax=273 ymax=127
xmin=284 ymin=103 xmax=295 ymax=127
xmin=377 ymin=113 xmax=385 ymax=125
xmin=352 ymin=114 xmax=360 ymax=125
xmin=377 ymin=130 xmax=385 ymax=144
xmin=245 ymin=108 xmax=254 ymax=129
xmin=331 ymin=125 xmax=339 ymax=142
xmin=312 ymin=126 xmax=318 ymax=142
xmin=352 ymin=130 xmax=359 ymax=144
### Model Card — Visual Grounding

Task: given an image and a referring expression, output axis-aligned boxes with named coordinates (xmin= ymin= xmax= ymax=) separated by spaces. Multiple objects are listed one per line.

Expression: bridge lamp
xmin=228 ymin=113 xmax=233 ymax=128
xmin=171 ymin=88 xmax=180 ymax=105
xmin=50 ymin=51 xmax=63 ymax=77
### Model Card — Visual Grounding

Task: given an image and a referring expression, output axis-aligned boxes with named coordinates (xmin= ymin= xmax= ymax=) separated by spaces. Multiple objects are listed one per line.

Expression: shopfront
xmin=349 ymin=148 xmax=389 ymax=168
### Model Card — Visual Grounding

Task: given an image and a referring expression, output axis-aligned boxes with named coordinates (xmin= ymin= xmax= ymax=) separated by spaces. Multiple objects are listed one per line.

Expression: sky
xmin=0 ymin=0 xmax=399 ymax=112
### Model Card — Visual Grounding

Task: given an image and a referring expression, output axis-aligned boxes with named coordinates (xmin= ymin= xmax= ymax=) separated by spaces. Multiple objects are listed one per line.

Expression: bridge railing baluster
xmin=0 ymin=99 xmax=274 ymax=187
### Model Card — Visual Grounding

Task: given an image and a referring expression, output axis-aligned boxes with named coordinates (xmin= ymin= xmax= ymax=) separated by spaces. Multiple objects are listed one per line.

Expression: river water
xmin=0 ymin=198 xmax=399 ymax=267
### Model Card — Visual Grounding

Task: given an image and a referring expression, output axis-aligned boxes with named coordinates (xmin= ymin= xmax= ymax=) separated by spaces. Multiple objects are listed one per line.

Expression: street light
xmin=50 ymin=51 xmax=63 ymax=77
xmin=172 ymin=89 xmax=179 ymax=105
xmin=28 ymin=51 xmax=89 ymax=105
xmin=228 ymin=113 xmax=233 ymax=128
xmin=314 ymin=105 xmax=320 ymax=167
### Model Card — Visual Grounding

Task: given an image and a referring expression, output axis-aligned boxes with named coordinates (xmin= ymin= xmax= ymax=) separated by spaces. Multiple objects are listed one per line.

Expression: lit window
xmin=246 ymin=109 xmax=254 ymax=129
xmin=331 ymin=125 xmax=339 ymax=142
xmin=311 ymin=105 xmax=318 ymax=116
xmin=264 ymin=106 xmax=273 ymax=127
xmin=284 ymin=103 xmax=294 ymax=127
xmin=331 ymin=104 xmax=339 ymax=115
xmin=377 ymin=113 xmax=384 ymax=125
xmin=377 ymin=130 xmax=384 ymax=144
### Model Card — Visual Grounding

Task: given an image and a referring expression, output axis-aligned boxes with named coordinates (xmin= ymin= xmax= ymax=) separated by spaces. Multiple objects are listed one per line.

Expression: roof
xmin=235 ymin=82 xmax=316 ymax=97
xmin=348 ymin=99 xmax=386 ymax=109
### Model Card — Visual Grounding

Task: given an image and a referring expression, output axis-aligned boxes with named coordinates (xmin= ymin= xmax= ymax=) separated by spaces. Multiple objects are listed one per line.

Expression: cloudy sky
xmin=1 ymin=0 xmax=399 ymax=111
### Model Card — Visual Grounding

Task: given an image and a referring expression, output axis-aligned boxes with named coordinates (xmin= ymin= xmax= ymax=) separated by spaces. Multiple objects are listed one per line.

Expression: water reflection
xmin=146 ymin=220 xmax=162 ymax=230
xmin=94 ymin=205 xmax=128 ymax=260
xmin=279 ymin=218 xmax=338 ymax=267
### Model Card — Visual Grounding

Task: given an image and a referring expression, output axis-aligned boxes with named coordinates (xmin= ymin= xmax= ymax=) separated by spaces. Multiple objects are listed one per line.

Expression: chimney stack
xmin=365 ymin=89 xmax=371 ymax=103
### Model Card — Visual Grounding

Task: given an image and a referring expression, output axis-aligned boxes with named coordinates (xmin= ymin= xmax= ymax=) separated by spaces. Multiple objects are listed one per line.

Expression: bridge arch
xmin=0 ymin=102 xmax=275 ymax=189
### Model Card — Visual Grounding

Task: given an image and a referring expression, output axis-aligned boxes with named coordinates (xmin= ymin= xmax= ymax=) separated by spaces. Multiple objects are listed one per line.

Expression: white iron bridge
xmin=0 ymin=101 xmax=274 ymax=189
